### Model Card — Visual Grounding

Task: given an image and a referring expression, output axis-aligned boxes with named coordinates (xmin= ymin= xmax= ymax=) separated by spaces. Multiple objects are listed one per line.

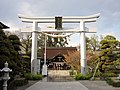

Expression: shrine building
xmin=41 ymin=47 xmax=77 ymax=70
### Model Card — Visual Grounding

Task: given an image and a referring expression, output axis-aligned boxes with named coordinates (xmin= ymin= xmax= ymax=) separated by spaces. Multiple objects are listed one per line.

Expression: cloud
xmin=0 ymin=0 xmax=120 ymax=45
xmin=18 ymin=1 xmax=36 ymax=16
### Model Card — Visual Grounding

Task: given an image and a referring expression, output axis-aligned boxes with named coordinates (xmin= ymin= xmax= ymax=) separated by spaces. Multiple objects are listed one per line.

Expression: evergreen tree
xmin=0 ymin=29 xmax=23 ymax=77
xmin=97 ymin=35 xmax=120 ymax=77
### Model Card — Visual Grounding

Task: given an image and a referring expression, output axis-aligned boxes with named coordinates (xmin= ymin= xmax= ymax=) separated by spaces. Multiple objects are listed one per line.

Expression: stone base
xmin=42 ymin=65 xmax=47 ymax=76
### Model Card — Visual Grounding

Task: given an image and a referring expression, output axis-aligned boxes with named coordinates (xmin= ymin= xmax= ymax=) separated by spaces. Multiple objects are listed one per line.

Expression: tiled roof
xmin=0 ymin=22 xmax=9 ymax=29
xmin=42 ymin=47 xmax=77 ymax=59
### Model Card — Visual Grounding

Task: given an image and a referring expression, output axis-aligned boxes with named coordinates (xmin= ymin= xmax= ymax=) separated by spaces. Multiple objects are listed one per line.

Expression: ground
xmin=17 ymin=77 xmax=120 ymax=90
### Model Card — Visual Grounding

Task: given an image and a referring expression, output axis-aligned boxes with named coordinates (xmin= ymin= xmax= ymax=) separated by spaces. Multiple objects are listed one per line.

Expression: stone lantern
xmin=0 ymin=62 xmax=12 ymax=90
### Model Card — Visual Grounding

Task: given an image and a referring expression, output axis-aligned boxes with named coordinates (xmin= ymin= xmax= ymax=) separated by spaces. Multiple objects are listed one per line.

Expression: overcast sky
xmin=0 ymin=0 xmax=120 ymax=46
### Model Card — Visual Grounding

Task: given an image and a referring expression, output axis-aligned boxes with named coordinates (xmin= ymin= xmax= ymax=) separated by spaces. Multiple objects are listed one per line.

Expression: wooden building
xmin=42 ymin=47 xmax=77 ymax=70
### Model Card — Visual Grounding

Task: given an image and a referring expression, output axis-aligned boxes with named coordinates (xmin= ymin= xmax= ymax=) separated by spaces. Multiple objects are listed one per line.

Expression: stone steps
xmin=47 ymin=70 xmax=75 ymax=82
xmin=47 ymin=76 xmax=75 ymax=82
xmin=48 ymin=70 xmax=70 ymax=77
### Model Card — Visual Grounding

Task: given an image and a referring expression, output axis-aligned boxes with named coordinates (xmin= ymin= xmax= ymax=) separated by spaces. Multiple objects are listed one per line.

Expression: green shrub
xmin=93 ymin=71 xmax=117 ymax=78
xmin=75 ymin=73 xmax=91 ymax=80
xmin=106 ymin=77 xmax=120 ymax=87
xmin=32 ymin=74 xmax=42 ymax=80
xmin=104 ymin=72 xmax=118 ymax=77
xmin=24 ymin=73 xmax=42 ymax=80
xmin=24 ymin=73 xmax=33 ymax=80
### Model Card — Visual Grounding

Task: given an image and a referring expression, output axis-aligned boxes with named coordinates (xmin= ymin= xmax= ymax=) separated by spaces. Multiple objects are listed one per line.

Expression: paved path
xmin=17 ymin=78 xmax=120 ymax=90
xmin=25 ymin=81 xmax=89 ymax=90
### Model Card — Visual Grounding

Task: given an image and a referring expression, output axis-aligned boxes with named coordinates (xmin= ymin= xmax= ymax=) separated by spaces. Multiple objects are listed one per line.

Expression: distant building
xmin=42 ymin=47 xmax=77 ymax=70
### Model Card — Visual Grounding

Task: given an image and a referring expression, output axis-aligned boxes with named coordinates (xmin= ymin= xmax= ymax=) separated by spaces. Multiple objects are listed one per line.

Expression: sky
xmin=0 ymin=0 xmax=120 ymax=46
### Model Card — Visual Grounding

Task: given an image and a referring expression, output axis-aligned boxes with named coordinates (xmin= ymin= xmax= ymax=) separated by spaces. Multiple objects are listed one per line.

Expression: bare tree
xmin=14 ymin=30 xmax=32 ymax=55
xmin=64 ymin=50 xmax=97 ymax=72
xmin=88 ymin=34 xmax=100 ymax=51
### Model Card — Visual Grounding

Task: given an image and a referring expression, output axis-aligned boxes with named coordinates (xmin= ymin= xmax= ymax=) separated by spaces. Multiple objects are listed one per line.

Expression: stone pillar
xmin=80 ymin=21 xmax=86 ymax=75
xmin=31 ymin=21 xmax=38 ymax=75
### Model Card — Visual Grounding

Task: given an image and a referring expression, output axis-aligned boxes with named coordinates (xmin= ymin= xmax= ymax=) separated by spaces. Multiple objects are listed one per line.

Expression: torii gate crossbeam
xmin=18 ymin=14 xmax=100 ymax=75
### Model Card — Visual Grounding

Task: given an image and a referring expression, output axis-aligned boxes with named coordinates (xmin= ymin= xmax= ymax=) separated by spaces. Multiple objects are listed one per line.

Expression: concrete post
xmin=80 ymin=21 xmax=86 ymax=75
xmin=31 ymin=21 xmax=38 ymax=75
xmin=0 ymin=62 xmax=12 ymax=90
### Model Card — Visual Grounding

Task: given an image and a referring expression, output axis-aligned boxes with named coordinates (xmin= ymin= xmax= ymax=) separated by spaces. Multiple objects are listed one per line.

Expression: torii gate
xmin=18 ymin=13 xmax=100 ymax=75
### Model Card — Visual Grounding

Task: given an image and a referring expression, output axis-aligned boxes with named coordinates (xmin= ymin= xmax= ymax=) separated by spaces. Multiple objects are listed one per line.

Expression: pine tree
xmin=0 ymin=29 xmax=23 ymax=77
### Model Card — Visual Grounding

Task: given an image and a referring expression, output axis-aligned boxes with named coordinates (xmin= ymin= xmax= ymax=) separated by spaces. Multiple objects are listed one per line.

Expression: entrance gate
xmin=18 ymin=13 xmax=100 ymax=75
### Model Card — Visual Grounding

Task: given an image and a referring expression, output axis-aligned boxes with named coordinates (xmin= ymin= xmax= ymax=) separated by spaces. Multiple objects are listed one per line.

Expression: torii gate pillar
xmin=31 ymin=21 xmax=38 ymax=75
xmin=80 ymin=21 xmax=86 ymax=75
